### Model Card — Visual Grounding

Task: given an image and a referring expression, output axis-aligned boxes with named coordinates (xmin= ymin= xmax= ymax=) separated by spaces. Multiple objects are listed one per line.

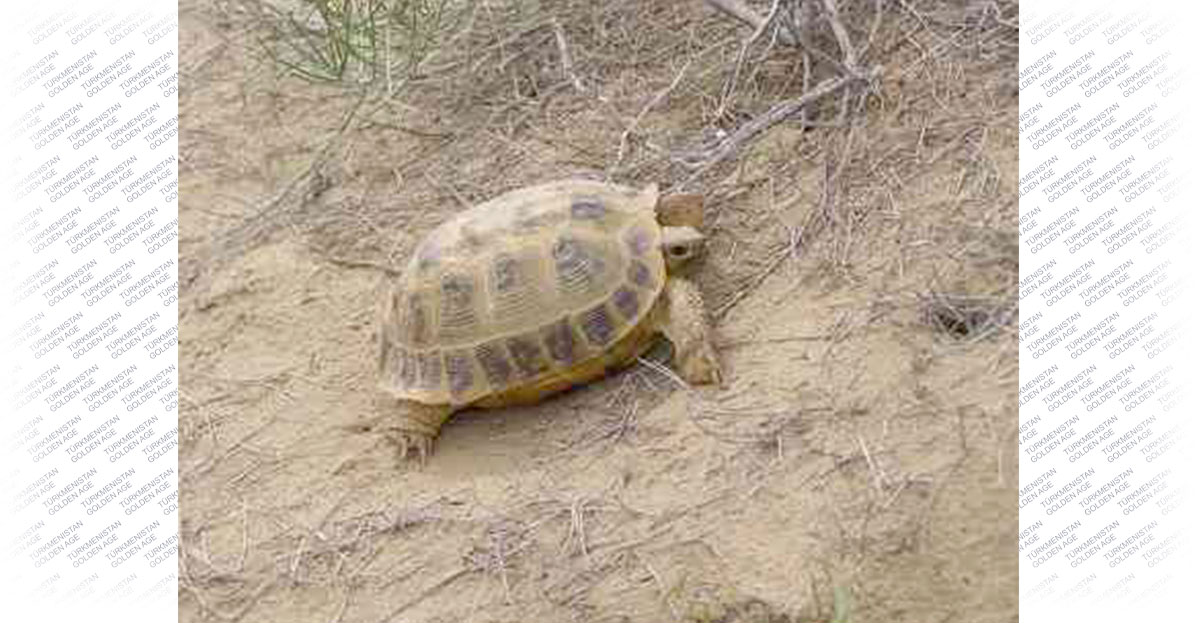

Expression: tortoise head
xmin=634 ymin=183 xmax=708 ymax=273
xmin=660 ymin=226 xmax=706 ymax=272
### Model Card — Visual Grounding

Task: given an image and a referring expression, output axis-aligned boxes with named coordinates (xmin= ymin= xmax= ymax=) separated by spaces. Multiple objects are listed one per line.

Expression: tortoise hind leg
xmin=657 ymin=277 xmax=722 ymax=385
xmin=387 ymin=400 xmax=454 ymax=463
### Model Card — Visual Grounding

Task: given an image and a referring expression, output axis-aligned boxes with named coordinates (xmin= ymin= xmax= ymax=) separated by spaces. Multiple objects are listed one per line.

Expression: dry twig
xmin=680 ymin=74 xmax=857 ymax=175
xmin=703 ymin=0 xmax=799 ymax=45
xmin=551 ymin=19 xmax=585 ymax=92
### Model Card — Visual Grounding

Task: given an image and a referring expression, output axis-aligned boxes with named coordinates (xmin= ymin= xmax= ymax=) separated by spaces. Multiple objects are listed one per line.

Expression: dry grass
xmin=197 ymin=0 xmax=1019 ymax=306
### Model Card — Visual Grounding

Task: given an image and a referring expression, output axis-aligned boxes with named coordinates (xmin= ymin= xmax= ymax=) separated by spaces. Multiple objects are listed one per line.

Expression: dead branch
xmin=550 ymin=19 xmax=585 ymax=93
xmin=704 ymin=0 xmax=799 ymax=45
xmin=608 ymin=58 xmax=696 ymax=177
xmin=679 ymin=74 xmax=858 ymax=174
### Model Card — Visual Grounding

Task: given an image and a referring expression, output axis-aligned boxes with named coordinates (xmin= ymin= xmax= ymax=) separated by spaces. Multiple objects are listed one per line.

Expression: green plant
xmin=249 ymin=0 xmax=459 ymax=85
xmin=830 ymin=585 xmax=851 ymax=623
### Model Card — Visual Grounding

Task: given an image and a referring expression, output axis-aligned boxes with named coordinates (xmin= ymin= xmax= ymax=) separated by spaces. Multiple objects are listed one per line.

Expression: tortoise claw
xmin=394 ymin=431 xmax=435 ymax=465
xmin=681 ymin=340 xmax=722 ymax=385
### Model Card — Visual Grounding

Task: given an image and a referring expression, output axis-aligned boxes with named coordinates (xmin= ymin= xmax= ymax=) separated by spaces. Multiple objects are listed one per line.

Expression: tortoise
xmin=377 ymin=179 xmax=721 ymax=459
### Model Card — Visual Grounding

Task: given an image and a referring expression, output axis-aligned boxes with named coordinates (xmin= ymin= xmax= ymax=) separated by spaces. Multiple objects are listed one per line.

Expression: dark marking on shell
xmin=553 ymin=236 xmax=602 ymax=293
xmin=379 ymin=336 xmax=393 ymax=372
xmin=580 ymin=304 xmax=616 ymax=347
xmin=542 ymin=318 xmax=580 ymax=364
xmin=552 ymin=236 xmax=581 ymax=263
xmin=445 ymin=351 xmax=475 ymax=398
xmin=406 ymin=293 xmax=431 ymax=345
xmin=439 ymin=273 xmax=477 ymax=329
xmin=623 ymin=227 xmax=652 ymax=256
xmin=475 ymin=341 xmax=514 ymax=389
xmin=612 ymin=286 xmax=640 ymax=321
xmin=416 ymin=352 xmax=443 ymax=389
xmin=506 ymin=335 xmax=549 ymax=378
xmin=491 ymin=254 xmax=519 ymax=293
xmin=570 ymin=196 xmax=606 ymax=220
xmin=399 ymin=350 xmax=417 ymax=387
xmin=627 ymin=260 xmax=654 ymax=289
xmin=415 ymin=241 xmax=441 ymax=272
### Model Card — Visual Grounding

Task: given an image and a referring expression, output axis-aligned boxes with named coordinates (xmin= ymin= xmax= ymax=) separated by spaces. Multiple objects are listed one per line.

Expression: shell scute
xmin=505 ymin=334 xmax=550 ymax=379
xmin=543 ymin=318 xmax=581 ymax=365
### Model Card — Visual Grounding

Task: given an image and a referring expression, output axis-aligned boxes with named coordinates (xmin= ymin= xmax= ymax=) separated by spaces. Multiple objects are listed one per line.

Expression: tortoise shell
xmin=379 ymin=180 xmax=667 ymax=407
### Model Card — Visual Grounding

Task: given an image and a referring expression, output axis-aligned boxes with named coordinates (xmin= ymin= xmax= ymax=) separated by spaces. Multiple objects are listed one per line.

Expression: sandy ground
xmin=178 ymin=1 xmax=1019 ymax=621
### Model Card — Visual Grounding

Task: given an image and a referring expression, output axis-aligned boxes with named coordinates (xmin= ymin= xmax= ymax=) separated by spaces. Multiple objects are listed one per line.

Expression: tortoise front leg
xmin=658 ymin=277 xmax=722 ymax=385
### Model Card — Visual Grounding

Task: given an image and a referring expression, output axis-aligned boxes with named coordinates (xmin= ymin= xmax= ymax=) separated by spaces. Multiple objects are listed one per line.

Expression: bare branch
xmin=550 ymin=19 xmax=585 ymax=93
xmin=718 ymin=0 xmax=787 ymax=118
xmin=820 ymin=0 xmax=859 ymax=70
xmin=703 ymin=0 xmax=799 ymax=45
xmin=608 ymin=58 xmax=696 ymax=177
xmin=680 ymin=74 xmax=855 ymax=173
